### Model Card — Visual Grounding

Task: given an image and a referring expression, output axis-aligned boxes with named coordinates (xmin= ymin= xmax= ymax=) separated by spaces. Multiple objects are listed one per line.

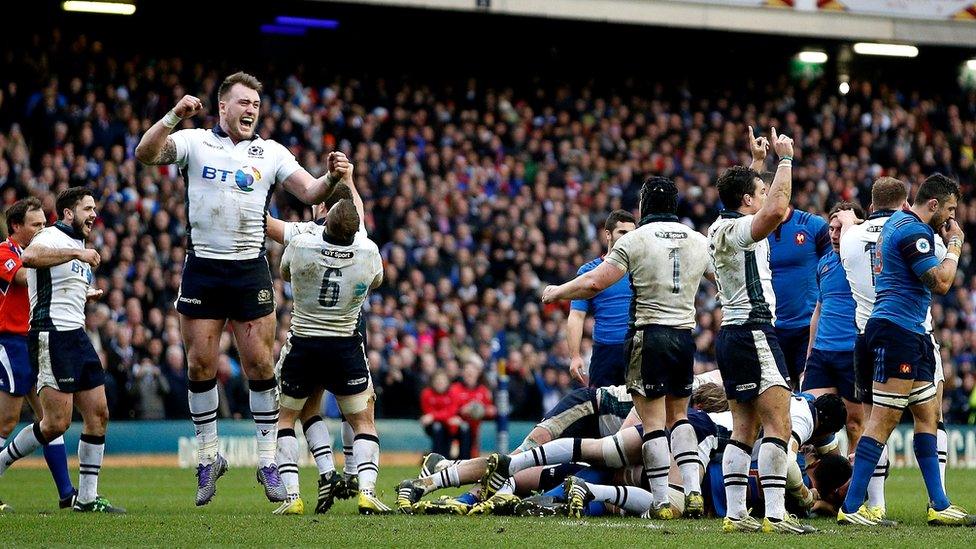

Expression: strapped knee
xmin=601 ymin=433 xmax=631 ymax=468
xmin=907 ymin=383 xmax=936 ymax=406
xmin=872 ymin=389 xmax=909 ymax=411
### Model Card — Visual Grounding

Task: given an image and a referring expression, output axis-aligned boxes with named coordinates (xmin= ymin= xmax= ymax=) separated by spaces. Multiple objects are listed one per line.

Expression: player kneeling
xmin=273 ymin=191 xmax=388 ymax=515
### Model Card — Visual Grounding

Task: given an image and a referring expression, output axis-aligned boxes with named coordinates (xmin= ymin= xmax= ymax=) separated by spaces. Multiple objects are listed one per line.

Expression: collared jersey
xmin=871 ymin=210 xmax=940 ymax=335
xmin=171 ymin=127 xmax=302 ymax=260
xmin=26 ymin=224 xmax=93 ymax=332
xmin=570 ymin=257 xmax=632 ymax=343
xmin=813 ymin=252 xmax=857 ymax=351
xmin=604 ymin=217 xmax=710 ymax=330
xmin=0 ymin=238 xmax=29 ymax=335
xmin=768 ymin=209 xmax=830 ymax=330
xmin=708 ymin=211 xmax=776 ymax=326
xmin=281 ymin=226 xmax=383 ymax=338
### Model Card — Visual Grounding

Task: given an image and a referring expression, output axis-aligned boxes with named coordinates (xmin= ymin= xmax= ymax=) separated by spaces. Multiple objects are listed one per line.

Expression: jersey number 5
xmin=318 ymin=268 xmax=342 ymax=307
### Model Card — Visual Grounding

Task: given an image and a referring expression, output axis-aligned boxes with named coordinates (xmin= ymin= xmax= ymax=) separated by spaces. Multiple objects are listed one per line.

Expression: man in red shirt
xmin=0 ymin=198 xmax=76 ymax=511
xmin=420 ymin=371 xmax=462 ymax=458
xmin=449 ymin=361 xmax=496 ymax=458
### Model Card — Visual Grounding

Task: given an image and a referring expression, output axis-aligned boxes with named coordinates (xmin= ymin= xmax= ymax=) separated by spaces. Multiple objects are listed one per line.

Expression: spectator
xmin=419 ymin=370 xmax=464 ymax=457
xmin=450 ymin=360 xmax=497 ymax=458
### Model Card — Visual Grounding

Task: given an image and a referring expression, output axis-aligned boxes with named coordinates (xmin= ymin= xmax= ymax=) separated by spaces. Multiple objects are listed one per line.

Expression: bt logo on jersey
xmin=201 ymin=165 xmax=261 ymax=192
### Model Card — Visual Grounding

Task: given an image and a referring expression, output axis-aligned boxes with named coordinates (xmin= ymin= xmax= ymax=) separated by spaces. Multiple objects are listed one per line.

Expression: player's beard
xmin=72 ymin=217 xmax=90 ymax=241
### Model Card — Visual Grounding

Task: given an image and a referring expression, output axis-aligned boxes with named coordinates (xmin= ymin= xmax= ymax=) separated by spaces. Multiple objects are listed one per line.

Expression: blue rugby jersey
xmin=813 ymin=252 xmax=858 ymax=351
xmin=570 ymin=257 xmax=632 ymax=345
xmin=768 ymin=209 xmax=830 ymax=329
xmin=871 ymin=210 xmax=940 ymax=335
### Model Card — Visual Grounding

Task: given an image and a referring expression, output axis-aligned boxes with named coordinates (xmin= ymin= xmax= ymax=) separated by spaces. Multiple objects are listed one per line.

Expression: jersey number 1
xmin=669 ymin=249 xmax=680 ymax=294
xmin=318 ymin=268 xmax=342 ymax=307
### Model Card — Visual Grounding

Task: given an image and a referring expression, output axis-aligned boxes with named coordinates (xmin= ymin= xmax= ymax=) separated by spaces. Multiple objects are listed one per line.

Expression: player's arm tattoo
xmin=154 ymin=138 xmax=177 ymax=165
xmin=919 ymin=269 xmax=942 ymax=292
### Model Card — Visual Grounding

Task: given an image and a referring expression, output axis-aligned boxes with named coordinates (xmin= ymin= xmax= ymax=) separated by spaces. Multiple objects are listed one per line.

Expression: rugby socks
xmin=77 ymin=433 xmax=105 ymax=504
xmin=914 ymin=432 xmax=950 ymax=511
xmin=642 ymin=430 xmax=670 ymax=505
xmin=43 ymin=436 xmax=75 ymax=500
xmin=842 ymin=436 xmax=884 ymax=513
xmin=188 ymin=378 xmax=219 ymax=465
xmin=866 ymin=444 xmax=888 ymax=510
xmin=937 ymin=421 xmax=948 ymax=490
xmin=670 ymin=420 xmax=701 ymax=495
xmin=422 ymin=463 xmax=461 ymax=492
xmin=509 ymin=438 xmax=575 ymax=475
xmin=276 ymin=429 xmax=300 ymax=499
xmin=722 ymin=440 xmax=752 ymax=520
xmin=758 ymin=437 xmax=788 ymax=521
xmin=342 ymin=420 xmax=356 ymax=477
xmin=303 ymin=416 xmax=335 ymax=475
xmin=0 ymin=434 xmax=5 ymax=448
xmin=588 ymin=483 xmax=653 ymax=516
xmin=0 ymin=422 xmax=46 ymax=474
xmin=496 ymin=477 xmax=516 ymax=496
xmin=248 ymin=378 xmax=279 ymax=468
xmin=353 ymin=433 xmax=380 ymax=495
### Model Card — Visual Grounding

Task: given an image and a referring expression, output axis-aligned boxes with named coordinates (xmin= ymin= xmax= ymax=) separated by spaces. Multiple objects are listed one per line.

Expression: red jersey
xmin=420 ymin=388 xmax=459 ymax=424
xmin=0 ymin=238 xmax=29 ymax=335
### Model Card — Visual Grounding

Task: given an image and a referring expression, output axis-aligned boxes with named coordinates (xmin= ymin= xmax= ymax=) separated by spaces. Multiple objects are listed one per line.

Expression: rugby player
xmin=567 ymin=210 xmax=636 ymax=387
xmin=135 ymin=72 xmax=350 ymax=505
xmin=802 ymin=202 xmax=866 ymax=450
xmin=540 ymin=176 xmax=711 ymax=518
xmin=708 ymin=128 xmax=815 ymax=533
xmin=0 ymin=188 xmax=123 ymax=513
xmin=838 ymin=174 xmax=975 ymax=527
xmin=272 ymin=160 xmax=389 ymax=515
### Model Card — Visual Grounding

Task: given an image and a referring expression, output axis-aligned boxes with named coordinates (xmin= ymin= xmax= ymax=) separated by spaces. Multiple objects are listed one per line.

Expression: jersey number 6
xmin=318 ymin=267 xmax=343 ymax=307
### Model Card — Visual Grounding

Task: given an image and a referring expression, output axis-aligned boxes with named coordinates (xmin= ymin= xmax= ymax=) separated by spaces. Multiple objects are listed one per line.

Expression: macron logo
xmin=179 ymin=296 xmax=202 ymax=305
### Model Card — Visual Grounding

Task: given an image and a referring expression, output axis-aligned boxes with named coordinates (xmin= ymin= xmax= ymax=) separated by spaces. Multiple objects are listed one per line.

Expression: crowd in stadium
xmin=1 ymin=30 xmax=975 ymax=428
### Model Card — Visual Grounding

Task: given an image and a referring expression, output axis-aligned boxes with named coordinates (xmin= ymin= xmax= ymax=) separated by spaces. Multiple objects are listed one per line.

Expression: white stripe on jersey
xmin=171 ymin=128 xmax=301 ymax=260
xmin=282 ymin=226 xmax=382 ymax=338
xmin=840 ymin=216 xmax=945 ymax=333
xmin=26 ymin=225 xmax=92 ymax=331
xmin=708 ymin=213 xmax=776 ymax=326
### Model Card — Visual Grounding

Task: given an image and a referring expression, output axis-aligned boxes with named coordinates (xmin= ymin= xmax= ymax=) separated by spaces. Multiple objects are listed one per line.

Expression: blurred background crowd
xmin=1 ymin=27 xmax=975 ymax=434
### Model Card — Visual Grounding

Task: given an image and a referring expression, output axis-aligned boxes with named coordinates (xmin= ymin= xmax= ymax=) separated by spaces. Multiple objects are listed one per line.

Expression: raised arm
xmin=135 ymin=95 xmax=204 ymax=165
xmin=747 ymin=125 xmax=769 ymax=174
xmin=750 ymin=127 xmax=794 ymax=242
xmin=281 ymin=151 xmax=349 ymax=205
xmin=919 ymin=220 xmax=964 ymax=295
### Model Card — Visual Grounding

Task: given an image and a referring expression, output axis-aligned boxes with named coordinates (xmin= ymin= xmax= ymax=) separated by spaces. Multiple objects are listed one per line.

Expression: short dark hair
xmin=604 ymin=209 xmax=637 ymax=232
xmin=916 ymin=173 xmax=961 ymax=206
xmin=828 ymin=201 xmax=866 ymax=221
xmin=716 ymin=166 xmax=762 ymax=211
xmin=811 ymin=453 xmax=852 ymax=498
xmin=56 ymin=187 xmax=93 ymax=220
xmin=218 ymin=71 xmax=263 ymax=99
xmin=870 ymin=176 xmax=908 ymax=210
xmin=5 ymin=197 xmax=43 ymax=234
xmin=814 ymin=393 xmax=847 ymax=436
xmin=324 ymin=184 xmax=354 ymax=210
xmin=326 ymin=199 xmax=360 ymax=243
xmin=638 ymin=176 xmax=678 ymax=219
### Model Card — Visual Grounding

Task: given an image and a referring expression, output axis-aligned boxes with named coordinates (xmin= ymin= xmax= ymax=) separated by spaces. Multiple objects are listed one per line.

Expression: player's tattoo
xmin=919 ymin=269 xmax=940 ymax=291
xmin=155 ymin=138 xmax=177 ymax=165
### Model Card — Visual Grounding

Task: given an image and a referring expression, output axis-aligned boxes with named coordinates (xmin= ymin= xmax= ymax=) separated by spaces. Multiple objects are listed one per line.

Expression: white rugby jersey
xmin=171 ymin=127 xmax=302 ymax=260
xmin=281 ymin=226 xmax=383 ymax=338
xmin=839 ymin=211 xmax=945 ymax=333
xmin=708 ymin=212 xmax=776 ymax=326
xmin=749 ymin=395 xmax=819 ymax=459
xmin=26 ymin=224 xmax=93 ymax=331
xmin=604 ymin=216 xmax=710 ymax=329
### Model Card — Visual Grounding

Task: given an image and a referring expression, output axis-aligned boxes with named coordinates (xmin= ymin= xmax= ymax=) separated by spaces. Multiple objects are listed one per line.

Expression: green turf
xmin=1 ymin=464 xmax=975 ymax=547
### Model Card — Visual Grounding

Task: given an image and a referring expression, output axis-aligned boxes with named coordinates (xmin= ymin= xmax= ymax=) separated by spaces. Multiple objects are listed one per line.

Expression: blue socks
xmin=914 ymin=433 xmax=950 ymax=511
xmin=43 ymin=436 xmax=75 ymax=500
xmin=457 ymin=491 xmax=479 ymax=505
xmin=842 ymin=436 xmax=884 ymax=513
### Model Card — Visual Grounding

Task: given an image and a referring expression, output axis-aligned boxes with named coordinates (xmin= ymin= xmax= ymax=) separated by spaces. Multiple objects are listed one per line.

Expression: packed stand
xmin=0 ymin=31 xmax=975 ymax=425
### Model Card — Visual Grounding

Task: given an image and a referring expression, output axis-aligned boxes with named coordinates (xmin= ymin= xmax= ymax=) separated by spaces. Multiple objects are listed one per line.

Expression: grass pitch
xmin=1 ymin=463 xmax=975 ymax=547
